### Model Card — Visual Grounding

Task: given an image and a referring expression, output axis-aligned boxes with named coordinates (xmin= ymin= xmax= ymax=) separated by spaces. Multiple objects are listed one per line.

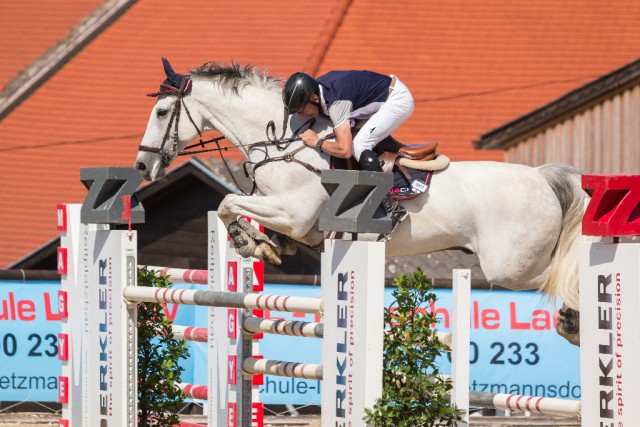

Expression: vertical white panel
xmin=572 ymin=113 xmax=583 ymax=168
xmin=582 ymin=109 xmax=593 ymax=172
xmin=85 ymin=229 xmax=137 ymax=426
xmin=452 ymin=269 xmax=470 ymax=426
xmin=612 ymin=95 xmax=622 ymax=173
xmin=59 ymin=204 xmax=84 ymax=426
xmin=602 ymin=100 xmax=612 ymax=173
xmin=321 ymin=240 xmax=385 ymax=427
xmin=621 ymin=90 xmax=632 ymax=173
xmin=208 ymin=212 xmax=231 ymax=427
xmin=580 ymin=242 xmax=640 ymax=425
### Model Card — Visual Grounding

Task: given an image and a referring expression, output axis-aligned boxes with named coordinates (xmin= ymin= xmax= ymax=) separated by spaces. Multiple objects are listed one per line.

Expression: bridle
xmin=138 ymin=75 xmax=230 ymax=166
xmin=138 ymin=74 xmax=328 ymax=194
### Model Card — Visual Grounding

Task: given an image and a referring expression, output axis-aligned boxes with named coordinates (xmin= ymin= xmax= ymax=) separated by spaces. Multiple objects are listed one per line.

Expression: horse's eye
xmin=157 ymin=108 xmax=168 ymax=118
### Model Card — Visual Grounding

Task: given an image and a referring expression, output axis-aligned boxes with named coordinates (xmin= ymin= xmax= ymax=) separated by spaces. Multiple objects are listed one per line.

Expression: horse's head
xmin=135 ymin=58 xmax=204 ymax=181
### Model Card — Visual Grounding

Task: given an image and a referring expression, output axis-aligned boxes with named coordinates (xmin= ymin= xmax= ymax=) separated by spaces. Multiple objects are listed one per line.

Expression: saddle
xmin=349 ymin=120 xmax=441 ymax=171
xmin=329 ymin=135 xmax=445 ymax=201
xmin=334 ymin=134 xmax=441 ymax=173
xmin=374 ymin=135 xmax=438 ymax=161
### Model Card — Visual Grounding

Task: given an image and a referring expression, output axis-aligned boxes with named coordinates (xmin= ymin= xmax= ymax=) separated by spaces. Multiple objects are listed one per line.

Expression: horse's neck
xmin=196 ymin=80 xmax=332 ymax=168
xmin=196 ymin=82 xmax=291 ymax=152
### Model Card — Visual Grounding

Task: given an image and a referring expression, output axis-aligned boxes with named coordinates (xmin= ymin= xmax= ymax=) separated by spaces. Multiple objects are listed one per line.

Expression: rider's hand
xmin=300 ymin=129 xmax=319 ymax=147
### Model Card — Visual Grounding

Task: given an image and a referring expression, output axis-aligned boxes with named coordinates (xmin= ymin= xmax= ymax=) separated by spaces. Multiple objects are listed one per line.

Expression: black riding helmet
xmin=282 ymin=72 xmax=320 ymax=114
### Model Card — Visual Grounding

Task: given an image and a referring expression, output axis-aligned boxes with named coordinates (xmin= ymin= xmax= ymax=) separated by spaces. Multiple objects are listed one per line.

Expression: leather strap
xmin=387 ymin=76 xmax=398 ymax=99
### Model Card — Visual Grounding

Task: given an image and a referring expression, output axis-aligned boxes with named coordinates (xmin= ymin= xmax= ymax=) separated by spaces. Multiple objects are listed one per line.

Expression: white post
xmin=86 ymin=227 xmax=138 ymax=426
xmin=59 ymin=204 xmax=137 ymax=427
xmin=207 ymin=212 xmax=230 ymax=426
xmin=452 ymin=269 xmax=470 ymax=425
xmin=579 ymin=241 xmax=640 ymax=425
xmin=321 ymin=239 xmax=385 ymax=427
xmin=58 ymin=204 xmax=84 ymax=426
xmin=208 ymin=213 xmax=263 ymax=427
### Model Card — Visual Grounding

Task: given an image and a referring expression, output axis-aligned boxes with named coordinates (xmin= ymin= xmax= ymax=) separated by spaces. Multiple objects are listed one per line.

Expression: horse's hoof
xmin=238 ymin=217 xmax=274 ymax=246
xmin=228 ymin=221 xmax=256 ymax=258
xmin=255 ymin=242 xmax=282 ymax=265
xmin=556 ymin=306 xmax=580 ymax=346
xmin=271 ymin=233 xmax=298 ymax=256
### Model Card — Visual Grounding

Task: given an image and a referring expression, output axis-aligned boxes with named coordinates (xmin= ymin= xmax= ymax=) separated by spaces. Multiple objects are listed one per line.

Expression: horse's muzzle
xmin=135 ymin=161 xmax=153 ymax=181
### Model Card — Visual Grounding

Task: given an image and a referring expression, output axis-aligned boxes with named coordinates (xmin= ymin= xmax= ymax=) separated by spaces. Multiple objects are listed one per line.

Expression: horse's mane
xmin=190 ymin=61 xmax=282 ymax=94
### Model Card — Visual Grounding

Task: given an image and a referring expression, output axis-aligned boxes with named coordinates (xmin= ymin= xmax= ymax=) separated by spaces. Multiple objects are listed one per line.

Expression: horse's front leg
xmin=218 ymin=194 xmax=323 ymax=264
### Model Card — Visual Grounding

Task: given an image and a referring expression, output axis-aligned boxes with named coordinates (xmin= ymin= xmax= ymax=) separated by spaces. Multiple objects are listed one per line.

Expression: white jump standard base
xmin=579 ymin=242 xmax=640 ymax=425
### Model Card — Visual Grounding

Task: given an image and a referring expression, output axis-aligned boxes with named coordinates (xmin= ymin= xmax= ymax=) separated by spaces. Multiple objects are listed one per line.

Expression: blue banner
xmin=0 ymin=281 xmax=580 ymax=404
xmin=0 ymin=281 xmax=63 ymax=401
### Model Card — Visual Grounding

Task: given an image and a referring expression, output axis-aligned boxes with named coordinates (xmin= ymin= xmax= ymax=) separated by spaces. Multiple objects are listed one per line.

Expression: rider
xmin=282 ymin=70 xmax=414 ymax=231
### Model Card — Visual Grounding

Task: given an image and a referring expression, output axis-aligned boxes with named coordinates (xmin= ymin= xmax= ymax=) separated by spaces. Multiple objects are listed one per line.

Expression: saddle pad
xmin=330 ymin=157 xmax=432 ymax=200
xmin=390 ymin=165 xmax=432 ymax=200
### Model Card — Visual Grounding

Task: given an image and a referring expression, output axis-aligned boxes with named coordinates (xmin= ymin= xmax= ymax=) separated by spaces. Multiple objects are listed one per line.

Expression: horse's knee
xmin=217 ymin=195 xmax=240 ymax=223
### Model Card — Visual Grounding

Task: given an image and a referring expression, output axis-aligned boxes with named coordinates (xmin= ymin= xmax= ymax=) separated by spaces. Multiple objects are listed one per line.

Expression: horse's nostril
xmin=136 ymin=162 xmax=146 ymax=171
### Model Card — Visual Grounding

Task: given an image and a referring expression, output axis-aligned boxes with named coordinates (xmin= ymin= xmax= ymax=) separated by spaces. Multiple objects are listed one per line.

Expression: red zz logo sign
xmin=582 ymin=175 xmax=640 ymax=236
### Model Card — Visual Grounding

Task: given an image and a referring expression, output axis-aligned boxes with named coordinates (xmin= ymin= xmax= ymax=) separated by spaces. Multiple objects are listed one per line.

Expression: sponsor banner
xmin=0 ymin=281 xmax=579 ymax=404
xmin=0 ymin=282 xmax=63 ymax=401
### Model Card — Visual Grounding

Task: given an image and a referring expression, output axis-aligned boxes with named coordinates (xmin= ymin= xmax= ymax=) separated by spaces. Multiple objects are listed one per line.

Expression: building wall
xmin=505 ymin=84 xmax=640 ymax=174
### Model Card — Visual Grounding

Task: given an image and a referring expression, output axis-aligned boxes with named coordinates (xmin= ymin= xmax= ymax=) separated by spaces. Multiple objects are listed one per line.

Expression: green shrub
xmin=364 ymin=269 xmax=462 ymax=426
xmin=137 ymin=267 xmax=190 ymax=426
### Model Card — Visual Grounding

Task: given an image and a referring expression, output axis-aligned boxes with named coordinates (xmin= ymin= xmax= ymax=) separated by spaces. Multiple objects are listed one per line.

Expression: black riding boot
xmin=359 ymin=150 xmax=408 ymax=233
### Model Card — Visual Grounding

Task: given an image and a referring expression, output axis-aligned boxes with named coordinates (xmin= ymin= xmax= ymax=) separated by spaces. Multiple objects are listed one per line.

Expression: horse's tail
xmin=536 ymin=164 xmax=588 ymax=310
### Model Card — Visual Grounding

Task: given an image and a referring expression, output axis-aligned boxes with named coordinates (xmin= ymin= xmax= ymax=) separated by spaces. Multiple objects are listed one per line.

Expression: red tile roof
xmin=0 ymin=0 xmax=342 ymax=267
xmin=318 ymin=0 xmax=640 ymax=160
xmin=0 ymin=1 xmax=103 ymax=90
xmin=2 ymin=0 xmax=640 ymax=267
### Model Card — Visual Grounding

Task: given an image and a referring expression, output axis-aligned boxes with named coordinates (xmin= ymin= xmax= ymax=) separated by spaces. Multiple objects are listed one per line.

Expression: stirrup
xmin=377 ymin=203 xmax=408 ymax=242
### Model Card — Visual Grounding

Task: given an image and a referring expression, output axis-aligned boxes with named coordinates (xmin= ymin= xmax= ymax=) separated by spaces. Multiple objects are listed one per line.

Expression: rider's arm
xmin=324 ymin=121 xmax=353 ymax=158
xmin=300 ymin=99 xmax=354 ymax=158
xmin=300 ymin=122 xmax=353 ymax=158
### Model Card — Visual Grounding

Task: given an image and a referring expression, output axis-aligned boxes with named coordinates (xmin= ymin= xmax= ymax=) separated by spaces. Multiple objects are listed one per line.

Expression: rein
xmin=138 ymin=76 xmax=327 ymax=195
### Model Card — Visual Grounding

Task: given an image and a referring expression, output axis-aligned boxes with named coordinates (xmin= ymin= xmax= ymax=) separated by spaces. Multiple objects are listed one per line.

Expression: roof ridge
xmin=303 ymin=0 xmax=353 ymax=76
xmin=0 ymin=0 xmax=137 ymax=122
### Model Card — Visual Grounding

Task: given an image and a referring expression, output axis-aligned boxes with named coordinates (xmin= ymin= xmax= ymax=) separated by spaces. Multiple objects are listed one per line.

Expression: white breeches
xmin=352 ymin=76 xmax=414 ymax=161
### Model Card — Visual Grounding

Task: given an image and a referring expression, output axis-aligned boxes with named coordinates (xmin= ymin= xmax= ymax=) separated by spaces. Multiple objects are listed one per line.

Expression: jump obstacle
xmin=57 ymin=167 xmax=640 ymax=427
xmin=57 ymin=194 xmax=386 ymax=427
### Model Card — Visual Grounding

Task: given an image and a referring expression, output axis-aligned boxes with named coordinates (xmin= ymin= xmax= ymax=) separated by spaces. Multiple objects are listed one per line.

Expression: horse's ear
xmin=161 ymin=57 xmax=178 ymax=79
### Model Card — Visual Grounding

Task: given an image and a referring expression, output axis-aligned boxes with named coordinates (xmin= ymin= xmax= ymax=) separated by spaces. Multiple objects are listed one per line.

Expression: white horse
xmin=135 ymin=60 xmax=586 ymax=345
